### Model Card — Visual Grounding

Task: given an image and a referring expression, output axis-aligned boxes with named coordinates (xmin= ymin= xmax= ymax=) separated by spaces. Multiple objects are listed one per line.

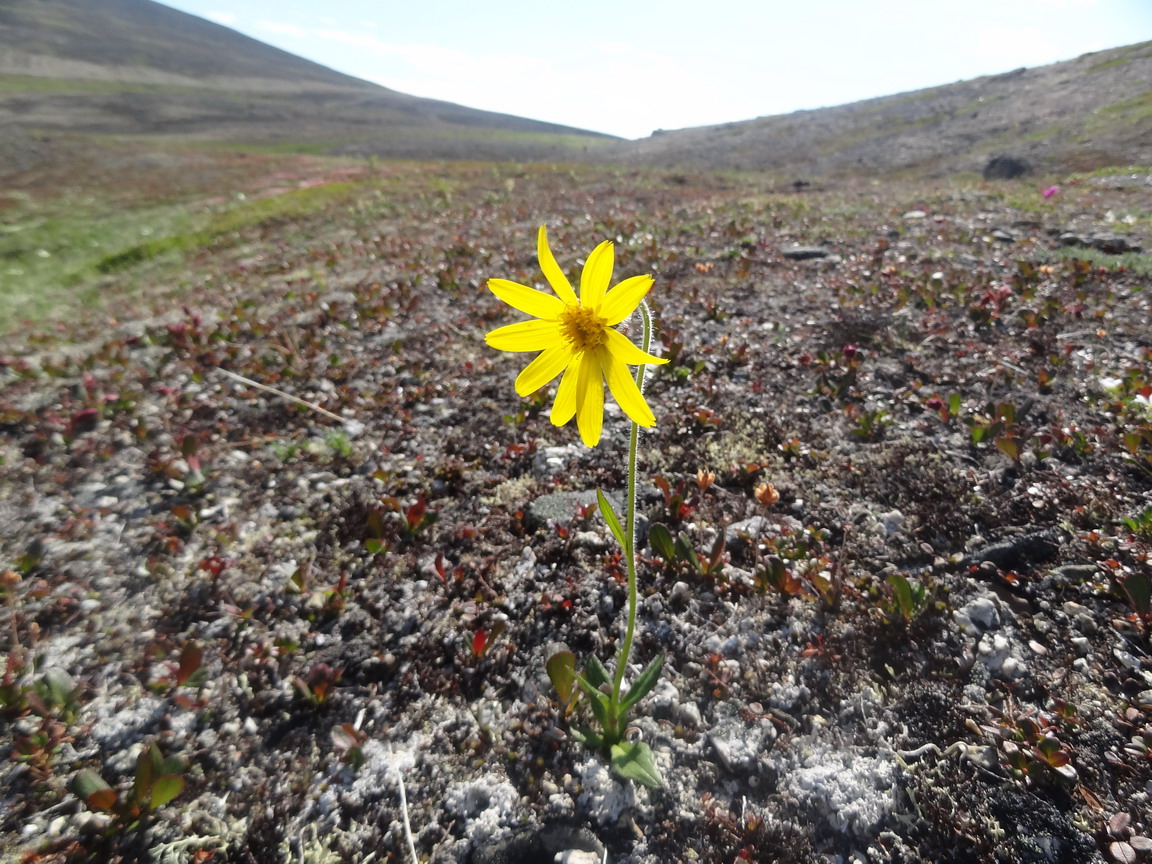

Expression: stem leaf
xmin=596 ymin=488 xmax=627 ymax=550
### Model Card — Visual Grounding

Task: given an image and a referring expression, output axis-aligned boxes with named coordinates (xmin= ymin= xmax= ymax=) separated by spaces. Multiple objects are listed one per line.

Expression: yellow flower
xmin=485 ymin=226 xmax=668 ymax=447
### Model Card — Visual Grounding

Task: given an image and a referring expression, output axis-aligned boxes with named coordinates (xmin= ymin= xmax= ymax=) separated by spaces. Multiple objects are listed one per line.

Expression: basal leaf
xmin=619 ymin=653 xmax=664 ymax=713
xmin=585 ymin=654 xmax=611 ymax=691
xmin=610 ymin=740 xmax=663 ymax=788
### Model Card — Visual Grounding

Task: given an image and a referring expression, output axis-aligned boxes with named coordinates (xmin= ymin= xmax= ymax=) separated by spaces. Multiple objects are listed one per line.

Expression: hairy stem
xmin=610 ymin=301 xmax=653 ymax=736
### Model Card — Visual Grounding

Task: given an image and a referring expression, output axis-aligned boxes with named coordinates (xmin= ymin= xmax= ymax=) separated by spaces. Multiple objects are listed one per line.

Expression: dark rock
xmin=1057 ymin=232 xmax=1091 ymax=248
xmin=964 ymin=529 xmax=1064 ymax=572
xmin=983 ymin=155 xmax=1032 ymax=180
xmin=1057 ymin=231 xmax=1143 ymax=254
xmin=781 ymin=245 xmax=830 ymax=260
xmin=1090 ymin=232 xmax=1143 ymax=254
xmin=990 ymin=228 xmax=1017 ymax=243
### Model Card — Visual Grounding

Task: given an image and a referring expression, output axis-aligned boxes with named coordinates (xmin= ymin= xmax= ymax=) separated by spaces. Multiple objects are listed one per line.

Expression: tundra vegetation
xmin=1 ymin=146 xmax=1151 ymax=863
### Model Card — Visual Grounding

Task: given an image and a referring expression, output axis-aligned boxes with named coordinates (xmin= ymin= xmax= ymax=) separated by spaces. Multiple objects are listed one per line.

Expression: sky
xmin=157 ymin=0 xmax=1152 ymax=140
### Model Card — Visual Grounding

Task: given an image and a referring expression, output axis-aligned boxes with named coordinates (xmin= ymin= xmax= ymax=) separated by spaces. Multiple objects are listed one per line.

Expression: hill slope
xmin=0 ymin=0 xmax=613 ymax=173
xmin=603 ymin=40 xmax=1152 ymax=178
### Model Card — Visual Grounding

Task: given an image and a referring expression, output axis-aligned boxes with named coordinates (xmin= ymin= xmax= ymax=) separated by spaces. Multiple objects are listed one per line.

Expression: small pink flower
xmin=1043 ymin=185 xmax=1060 ymax=199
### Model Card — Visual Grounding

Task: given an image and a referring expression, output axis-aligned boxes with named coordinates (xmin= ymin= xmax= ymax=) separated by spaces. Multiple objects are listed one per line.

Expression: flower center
xmin=559 ymin=305 xmax=608 ymax=352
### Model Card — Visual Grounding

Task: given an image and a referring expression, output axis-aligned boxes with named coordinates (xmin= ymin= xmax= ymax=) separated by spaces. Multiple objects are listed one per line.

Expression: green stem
xmin=610 ymin=301 xmax=653 ymax=735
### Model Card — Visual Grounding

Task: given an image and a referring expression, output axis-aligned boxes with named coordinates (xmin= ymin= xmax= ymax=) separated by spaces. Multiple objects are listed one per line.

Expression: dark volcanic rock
xmin=983 ymin=155 xmax=1032 ymax=180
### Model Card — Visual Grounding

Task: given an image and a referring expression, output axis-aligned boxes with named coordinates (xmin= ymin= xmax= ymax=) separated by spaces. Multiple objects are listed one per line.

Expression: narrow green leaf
xmin=546 ymin=648 xmax=577 ymax=706
xmin=649 ymin=523 xmax=675 ymax=560
xmin=620 ymin=654 xmax=664 ymax=713
xmin=610 ymin=741 xmax=663 ymax=788
xmin=572 ymin=671 xmax=611 ymax=725
xmin=596 ymin=488 xmax=627 ymax=550
xmin=585 ymin=655 xmax=611 ymax=691
xmin=585 ymin=685 xmax=610 ymax=729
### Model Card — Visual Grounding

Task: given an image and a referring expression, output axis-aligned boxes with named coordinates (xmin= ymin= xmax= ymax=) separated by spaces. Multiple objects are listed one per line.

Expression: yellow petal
xmin=604 ymin=327 xmax=669 ymax=366
xmin=576 ymin=351 xmax=604 ymax=447
xmin=537 ymin=226 xmax=578 ymax=306
xmin=600 ymin=274 xmax=654 ymax=326
xmin=550 ymin=354 xmax=581 ymax=426
xmin=600 ymin=347 xmax=657 ymax=427
xmin=488 ymin=278 xmax=565 ymax=320
xmin=485 ymin=318 xmax=562 ymax=352
xmin=514 ymin=343 xmax=573 ymax=396
xmin=579 ymin=240 xmax=614 ymax=310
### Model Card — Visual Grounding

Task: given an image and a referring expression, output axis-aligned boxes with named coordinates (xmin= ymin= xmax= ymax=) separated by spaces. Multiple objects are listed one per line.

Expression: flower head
xmin=484 ymin=226 xmax=668 ymax=447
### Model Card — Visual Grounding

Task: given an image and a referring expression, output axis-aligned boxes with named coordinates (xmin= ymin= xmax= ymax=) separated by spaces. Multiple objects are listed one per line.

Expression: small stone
xmin=878 ymin=509 xmax=904 ymax=535
xmin=1115 ymin=649 xmax=1141 ymax=671
xmin=903 ymin=210 xmax=927 ymax=220
xmin=676 ymin=701 xmax=703 ymax=727
xmin=573 ymin=531 xmax=607 ymax=551
xmin=1000 ymin=657 xmax=1026 ymax=679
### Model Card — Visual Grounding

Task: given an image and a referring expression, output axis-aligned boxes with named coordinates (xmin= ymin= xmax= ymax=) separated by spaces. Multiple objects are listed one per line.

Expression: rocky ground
xmin=1 ymin=161 xmax=1151 ymax=864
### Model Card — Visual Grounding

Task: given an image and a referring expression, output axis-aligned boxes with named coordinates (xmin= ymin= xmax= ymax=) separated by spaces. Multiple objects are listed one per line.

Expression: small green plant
xmin=882 ymin=572 xmax=931 ymax=622
xmin=1122 ymin=505 xmax=1152 ymax=538
xmin=976 ymin=699 xmax=1079 ymax=787
xmin=648 ymin=522 xmax=726 ymax=579
xmin=401 ymin=496 xmax=436 ymax=540
xmin=848 ymin=406 xmax=891 ymax=440
xmin=652 ymin=474 xmax=697 ymax=523
xmin=291 ymin=662 xmax=342 ymax=706
xmin=330 ymin=722 xmax=370 ymax=770
xmin=71 ymin=742 xmax=188 ymax=824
